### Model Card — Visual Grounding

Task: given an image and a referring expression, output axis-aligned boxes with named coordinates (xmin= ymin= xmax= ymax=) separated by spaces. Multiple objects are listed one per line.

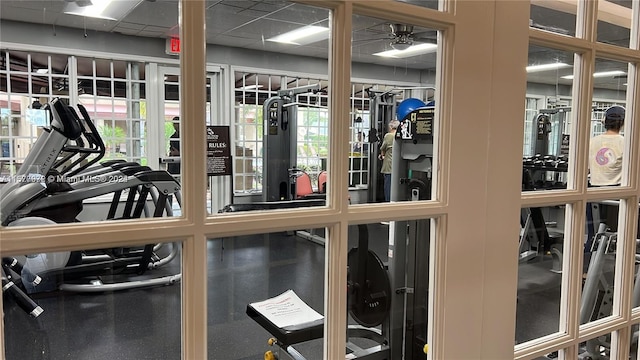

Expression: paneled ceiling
xmin=0 ymin=0 xmax=635 ymax=91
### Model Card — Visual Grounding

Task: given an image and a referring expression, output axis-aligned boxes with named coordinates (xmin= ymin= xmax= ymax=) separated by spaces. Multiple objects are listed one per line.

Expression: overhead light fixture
xmin=373 ymin=43 xmax=437 ymax=58
xmin=239 ymin=85 xmax=263 ymax=90
xmin=267 ymin=25 xmax=330 ymax=45
xmin=561 ymin=70 xmax=626 ymax=80
xmin=64 ymin=0 xmax=143 ymax=21
xmin=36 ymin=69 xmax=49 ymax=74
xmin=526 ymin=62 xmax=570 ymax=73
xmin=592 ymin=70 xmax=626 ymax=78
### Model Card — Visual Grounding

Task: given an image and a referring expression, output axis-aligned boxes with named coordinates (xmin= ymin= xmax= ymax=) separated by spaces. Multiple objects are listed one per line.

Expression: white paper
xmin=250 ymin=289 xmax=323 ymax=328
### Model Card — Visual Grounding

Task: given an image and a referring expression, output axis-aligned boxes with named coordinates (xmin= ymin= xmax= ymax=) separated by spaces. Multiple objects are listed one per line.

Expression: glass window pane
xmin=382 ymin=218 xmax=432 ymax=358
xmin=208 ymin=228 xmax=326 ymax=359
xmin=208 ymin=218 xmax=432 ymax=359
xmin=582 ymin=199 xmax=621 ymax=325
xmin=394 ymin=0 xmax=439 ymax=10
xmin=48 ymin=53 xmax=68 ymax=76
xmin=597 ymin=1 xmax=633 ymax=48
xmin=633 ymin=204 xmax=640 ymax=311
xmin=351 ymin=14 xmax=439 ymax=204
xmin=523 ymin=45 xmax=575 ymax=191
xmin=3 ymin=240 xmax=182 ymax=359
xmin=579 ymin=331 xmax=614 ymax=359
xmin=30 ymin=76 xmax=50 ymax=96
xmin=516 ymin=205 xmax=566 ymax=344
xmin=530 ymin=1 xmax=577 ymax=37
xmin=587 ymin=58 xmax=628 ymax=187
xmin=631 ymin=324 xmax=639 ymax=357
xmin=95 ymin=58 xmax=114 ymax=78
xmin=1 ymin=49 xmax=164 ymax=228
xmin=210 ymin=1 xmax=330 ymax=215
xmin=1 ymin=98 xmax=181 ymax=226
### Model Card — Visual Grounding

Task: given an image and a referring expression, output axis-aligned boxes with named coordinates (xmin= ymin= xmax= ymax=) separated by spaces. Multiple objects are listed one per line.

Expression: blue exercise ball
xmin=396 ymin=98 xmax=427 ymax=121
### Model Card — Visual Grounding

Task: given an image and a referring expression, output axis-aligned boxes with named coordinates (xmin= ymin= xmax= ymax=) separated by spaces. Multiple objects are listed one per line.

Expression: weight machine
xmin=387 ymin=104 xmax=434 ymax=360
xmin=262 ymin=84 xmax=322 ymax=202
xmin=246 ymin=101 xmax=435 ymax=360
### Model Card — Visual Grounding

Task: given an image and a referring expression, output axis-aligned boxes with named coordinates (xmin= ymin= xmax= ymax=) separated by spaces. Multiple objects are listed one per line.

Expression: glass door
xmin=155 ymin=66 xmax=226 ymax=214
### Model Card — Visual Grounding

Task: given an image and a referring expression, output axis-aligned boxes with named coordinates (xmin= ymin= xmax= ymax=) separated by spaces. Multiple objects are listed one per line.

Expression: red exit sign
xmin=166 ymin=38 xmax=180 ymax=55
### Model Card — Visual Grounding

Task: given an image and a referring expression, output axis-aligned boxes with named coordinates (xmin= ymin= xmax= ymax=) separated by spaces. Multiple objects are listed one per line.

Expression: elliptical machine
xmin=1 ymin=98 xmax=181 ymax=319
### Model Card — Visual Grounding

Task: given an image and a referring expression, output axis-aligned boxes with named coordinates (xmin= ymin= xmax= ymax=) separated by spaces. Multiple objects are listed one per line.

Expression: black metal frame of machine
xmin=246 ymin=102 xmax=435 ymax=360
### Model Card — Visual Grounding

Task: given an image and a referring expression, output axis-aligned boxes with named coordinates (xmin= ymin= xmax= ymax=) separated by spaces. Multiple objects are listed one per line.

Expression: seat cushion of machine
xmin=246 ymin=304 xmax=324 ymax=346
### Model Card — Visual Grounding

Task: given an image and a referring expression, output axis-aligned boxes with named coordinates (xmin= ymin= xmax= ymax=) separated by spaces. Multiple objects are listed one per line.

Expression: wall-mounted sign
xmin=560 ymin=134 xmax=570 ymax=156
xmin=166 ymin=37 xmax=180 ymax=55
xmin=206 ymin=126 xmax=231 ymax=176
xmin=397 ymin=107 xmax=434 ymax=141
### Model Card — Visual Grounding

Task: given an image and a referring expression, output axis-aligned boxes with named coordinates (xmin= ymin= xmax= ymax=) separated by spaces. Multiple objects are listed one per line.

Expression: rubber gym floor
xmin=4 ymin=223 xmax=564 ymax=360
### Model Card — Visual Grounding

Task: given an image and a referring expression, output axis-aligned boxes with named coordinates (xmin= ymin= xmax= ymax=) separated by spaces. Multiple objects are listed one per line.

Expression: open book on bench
xmin=246 ymin=289 xmax=324 ymax=346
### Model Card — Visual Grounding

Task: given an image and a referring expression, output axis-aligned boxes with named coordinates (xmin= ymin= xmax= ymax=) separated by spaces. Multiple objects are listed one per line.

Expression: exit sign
xmin=166 ymin=38 xmax=180 ymax=55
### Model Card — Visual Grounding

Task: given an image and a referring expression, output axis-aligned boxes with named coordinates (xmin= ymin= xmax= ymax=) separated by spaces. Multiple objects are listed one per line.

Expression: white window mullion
xmin=68 ymin=56 xmax=79 ymax=105
xmin=564 ymin=0 xmax=593 ymax=352
xmin=478 ymin=0 xmax=530 ymax=358
xmin=325 ymin=1 xmax=352 ymax=359
xmin=179 ymin=0 xmax=208 ymax=359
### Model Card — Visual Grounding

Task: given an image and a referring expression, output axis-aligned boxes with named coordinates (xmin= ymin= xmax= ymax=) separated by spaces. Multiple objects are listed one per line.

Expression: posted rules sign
xmin=206 ymin=126 xmax=231 ymax=176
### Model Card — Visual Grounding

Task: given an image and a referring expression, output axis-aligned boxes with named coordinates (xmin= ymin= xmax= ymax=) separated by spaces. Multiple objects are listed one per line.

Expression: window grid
xmin=0 ymin=51 xmax=71 ymax=177
xmin=233 ymin=72 xmax=268 ymax=193
xmin=77 ymin=57 xmax=147 ymax=166
xmin=349 ymin=83 xmax=370 ymax=188
xmin=1 ymin=1 xmax=636 ymax=358
xmin=0 ymin=52 xmax=148 ymax=179
xmin=520 ymin=2 xmax=640 ymax=356
xmin=233 ymin=72 xmax=334 ymax=194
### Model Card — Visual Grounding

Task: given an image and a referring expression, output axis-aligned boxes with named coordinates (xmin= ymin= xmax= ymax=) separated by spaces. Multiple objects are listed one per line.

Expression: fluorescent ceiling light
xmin=267 ymin=25 xmax=329 ymax=45
xmin=373 ymin=43 xmax=437 ymax=58
xmin=36 ymin=69 xmax=48 ymax=74
xmin=561 ymin=70 xmax=626 ymax=80
xmin=239 ymin=85 xmax=263 ymax=90
xmin=592 ymin=70 xmax=626 ymax=78
xmin=526 ymin=63 xmax=570 ymax=72
xmin=64 ymin=0 xmax=142 ymax=21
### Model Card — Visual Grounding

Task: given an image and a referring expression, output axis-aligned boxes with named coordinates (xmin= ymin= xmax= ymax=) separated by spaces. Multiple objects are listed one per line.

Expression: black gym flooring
xmin=5 ymin=223 xmax=568 ymax=360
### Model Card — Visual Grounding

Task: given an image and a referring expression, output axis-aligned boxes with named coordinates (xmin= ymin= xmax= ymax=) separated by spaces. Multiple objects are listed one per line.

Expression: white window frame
xmin=1 ymin=1 xmax=638 ymax=360
xmin=517 ymin=1 xmax=640 ymax=359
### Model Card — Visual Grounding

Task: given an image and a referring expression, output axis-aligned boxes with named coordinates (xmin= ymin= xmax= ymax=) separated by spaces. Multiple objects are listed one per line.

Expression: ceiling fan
xmin=356 ymin=24 xmax=437 ymax=51
xmin=388 ymin=24 xmax=437 ymax=50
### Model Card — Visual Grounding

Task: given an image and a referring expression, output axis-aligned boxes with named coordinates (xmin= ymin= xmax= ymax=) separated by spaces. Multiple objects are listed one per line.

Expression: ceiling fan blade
xmin=412 ymin=30 xmax=437 ymax=38
xmin=352 ymin=36 xmax=390 ymax=43
xmin=412 ymin=37 xmax=437 ymax=44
